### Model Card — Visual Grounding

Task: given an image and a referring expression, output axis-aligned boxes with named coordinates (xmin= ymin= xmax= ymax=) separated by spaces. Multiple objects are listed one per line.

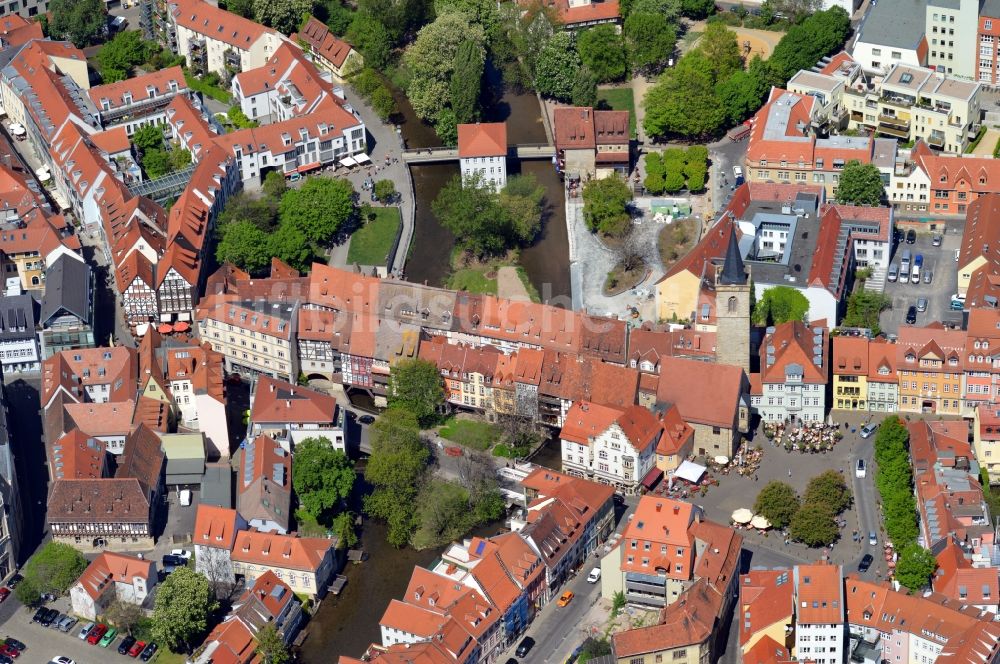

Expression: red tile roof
xmin=554 ymin=107 xmax=597 ymax=151
xmin=88 ymin=66 xmax=186 ymax=110
xmin=612 ymin=578 xmax=722 ymax=656
xmin=457 ymin=123 xmax=507 ymax=158
xmin=795 ymin=562 xmax=843 ymax=625
xmin=194 ymin=505 xmax=243 ymax=550
xmin=760 ymin=321 xmax=828 ymax=385
xmin=656 ymin=357 xmax=745 ymax=428
xmin=74 ymin=552 xmax=155 ymax=601
xmin=738 ymin=570 xmax=794 ymax=646
xmin=169 ymin=0 xmax=274 ymax=50
xmin=250 ymin=376 xmax=336 ymax=425
xmin=294 ymin=15 xmax=357 ymax=68
xmin=230 ymin=530 xmax=333 ymax=573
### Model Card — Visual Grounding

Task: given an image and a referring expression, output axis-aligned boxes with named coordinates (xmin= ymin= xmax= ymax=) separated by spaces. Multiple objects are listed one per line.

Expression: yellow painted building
xmin=974 ymin=405 xmax=1000 ymax=484
xmin=832 ymin=336 xmax=870 ymax=411
xmin=896 ymin=326 xmax=967 ymax=415
xmin=655 ymin=269 xmax=702 ymax=323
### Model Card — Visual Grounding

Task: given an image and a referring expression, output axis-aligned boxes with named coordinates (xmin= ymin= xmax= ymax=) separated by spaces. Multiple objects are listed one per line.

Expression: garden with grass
xmin=447 ymin=266 xmax=498 ymax=295
xmin=347 ymin=207 xmax=401 ymax=266
xmin=439 ymin=416 xmax=500 ymax=451
xmin=658 ymin=217 xmax=699 ymax=270
xmin=184 ymin=71 xmax=231 ymax=103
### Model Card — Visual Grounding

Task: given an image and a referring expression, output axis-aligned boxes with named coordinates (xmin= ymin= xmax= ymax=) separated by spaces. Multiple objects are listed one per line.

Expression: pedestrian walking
xmin=788 ymin=469 xmax=792 ymax=477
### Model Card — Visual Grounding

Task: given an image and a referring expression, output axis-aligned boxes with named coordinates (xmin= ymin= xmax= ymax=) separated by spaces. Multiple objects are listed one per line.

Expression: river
xmin=398 ymin=83 xmax=571 ymax=301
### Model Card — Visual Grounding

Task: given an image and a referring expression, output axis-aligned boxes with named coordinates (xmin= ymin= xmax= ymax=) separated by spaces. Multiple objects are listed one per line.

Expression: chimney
xmin=673 ymin=505 xmax=680 ymax=514
xmin=270 ymin=383 xmax=275 ymax=392
xmin=286 ymin=400 xmax=291 ymax=408
xmin=655 ymin=502 xmax=662 ymax=512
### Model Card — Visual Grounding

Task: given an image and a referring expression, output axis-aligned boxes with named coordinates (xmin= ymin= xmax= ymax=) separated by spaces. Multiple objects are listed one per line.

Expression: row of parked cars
xmin=79 ymin=622 xmax=157 ymax=660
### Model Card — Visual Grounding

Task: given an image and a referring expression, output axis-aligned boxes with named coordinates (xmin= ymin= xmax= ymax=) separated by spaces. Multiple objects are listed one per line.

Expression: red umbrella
xmin=173 ymin=321 xmax=191 ymax=332
xmin=157 ymin=324 xmax=173 ymax=334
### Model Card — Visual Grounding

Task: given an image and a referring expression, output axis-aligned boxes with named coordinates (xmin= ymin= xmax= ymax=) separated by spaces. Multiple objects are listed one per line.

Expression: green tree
xmin=895 ymin=543 xmax=937 ymax=592
xmin=104 ymin=600 xmax=144 ymax=635
xmin=873 ymin=416 xmax=920 ymax=546
xmin=768 ymin=7 xmax=850 ymax=84
xmin=753 ymin=481 xmax=800 ymax=529
xmin=255 ymin=623 xmax=290 ymax=664
xmin=151 ymin=567 xmax=218 ymax=653
xmin=252 ymin=0 xmax=312 ymax=34
xmin=533 ymin=31 xmax=581 ymax=101
xmin=292 ymin=438 xmax=355 ymax=521
xmin=279 ymin=177 xmax=356 ymax=245
xmin=499 ymin=174 xmax=545 ymax=243
xmin=371 ymin=85 xmax=397 ymax=121
xmin=332 ymin=511 xmax=359 ymax=548
xmin=132 ymin=125 xmax=164 ymax=153
xmin=680 ymin=0 xmax=715 ymax=18
xmin=752 ymin=286 xmax=810 ymax=325
xmin=835 ymin=160 xmax=885 ymax=206
xmin=347 ymin=14 xmax=393 ymax=69
xmin=364 ymin=408 xmax=431 ymax=546
xmin=432 ymin=173 xmax=514 ymax=256
xmin=643 ymin=52 xmax=727 ymax=139
xmin=577 ymin=25 xmax=626 ymax=83
xmin=270 ymin=222 xmax=316 ymax=272
xmin=571 ymin=65 xmax=598 ymax=107
xmin=715 ymin=63 xmax=770 ymax=125
xmin=411 ymin=480 xmax=476 ymax=549
xmin=219 ymin=191 xmax=279 ymax=231
xmin=583 ymin=175 xmax=632 ymax=236
xmin=20 ymin=541 xmax=88 ymax=597
xmin=789 ymin=502 xmax=838 ymax=547
xmin=169 ymin=149 xmax=192 ymax=172
xmin=224 ymin=0 xmax=254 ymax=17
xmin=450 ymin=39 xmax=485 ymax=124
xmin=842 ymin=291 xmax=891 ymax=335
xmin=49 ymin=0 xmax=106 ymax=46
xmin=216 ymin=220 xmax=272 ymax=274
xmin=13 ymin=577 xmax=40 ymax=607
xmin=227 ymin=105 xmax=259 ymax=129
xmin=804 ymin=470 xmax=852 ymax=514
xmin=624 ymin=12 xmax=677 ymax=74
xmin=293 ymin=437 xmax=355 ymax=519
xmin=389 ymin=358 xmax=444 ymax=426
xmin=142 ymin=149 xmax=171 ymax=180
xmin=374 ymin=179 xmax=397 ymax=202
xmin=699 ymin=23 xmax=744 ymax=81
xmin=263 ymin=171 xmax=288 ymax=201
xmin=98 ymin=30 xmax=153 ymax=83
xmin=403 ymin=13 xmax=486 ymax=121
xmin=628 ymin=0 xmax=680 ymax=18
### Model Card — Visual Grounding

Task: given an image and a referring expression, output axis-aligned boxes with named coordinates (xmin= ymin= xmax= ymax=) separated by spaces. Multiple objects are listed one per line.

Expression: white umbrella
xmin=714 ymin=455 xmax=729 ymax=465
xmin=751 ymin=515 xmax=772 ymax=530
xmin=732 ymin=508 xmax=753 ymax=524
xmin=9 ymin=124 xmax=24 ymax=136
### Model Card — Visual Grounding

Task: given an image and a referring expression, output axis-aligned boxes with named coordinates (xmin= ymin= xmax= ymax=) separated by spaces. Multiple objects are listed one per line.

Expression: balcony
xmin=878 ymin=114 xmax=910 ymax=129
xmin=927 ymin=131 xmax=946 ymax=148
xmin=224 ymin=49 xmax=241 ymax=68
xmin=881 ymin=92 xmax=916 ymax=108
xmin=877 ymin=124 xmax=910 ymax=139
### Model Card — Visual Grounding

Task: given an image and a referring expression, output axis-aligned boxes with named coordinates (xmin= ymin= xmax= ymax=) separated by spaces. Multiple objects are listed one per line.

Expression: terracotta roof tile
xmin=457 ymin=123 xmax=507 ymax=158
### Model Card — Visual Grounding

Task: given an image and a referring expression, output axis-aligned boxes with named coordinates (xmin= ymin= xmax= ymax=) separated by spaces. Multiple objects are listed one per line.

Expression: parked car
xmin=515 ymin=638 xmax=535 ymax=658
xmin=162 ymin=554 xmax=187 ymax=568
xmin=503 ymin=659 xmax=518 ymax=664
xmin=179 ymin=490 xmax=192 ymax=506
xmin=118 ymin=636 xmax=136 ymax=655
xmin=869 ymin=531 xmax=878 ymax=546
xmin=98 ymin=627 xmax=118 ymax=648
xmin=139 ymin=643 xmax=158 ymax=661
xmin=587 ymin=568 xmax=601 ymax=583
xmin=31 ymin=608 xmax=47 ymax=624
xmin=40 ymin=609 xmax=58 ymax=627
xmin=917 ymin=297 xmax=928 ymax=312
xmin=887 ymin=263 xmax=899 ymax=282
xmin=51 ymin=657 xmax=75 ymax=664
xmin=5 ymin=574 xmax=21 ymax=589
xmin=859 ymin=423 xmax=878 ymax=439
xmin=86 ymin=624 xmax=108 ymax=645
xmin=932 ymin=234 xmax=943 ymax=246
xmin=557 ymin=591 xmax=575 ymax=607
xmin=59 ymin=616 xmax=78 ymax=633
xmin=4 ymin=640 xmax=24 ymax=653
xmin=0 ymin=653 xmax=11 ymax=664
xmin=170 ymin=549 xmax=192 ymax=560
xmin=855 ymin=459 xmax=867 ymax=478
xmin=111 ymin=16 xmax=127 ymax=31
xmin=0 ymin=644 xmax=19 ymax=659
xmin=79 ymin=622 xmax=95 ymax=640
xmin=858 ymin=554 xmax=874 ymax=573
xmin=905 ymin=305 xmax=917 ymax=324
xmin=951 ymin=299 xmax=965 ymax=310
xmin=128 ymin=641 xmax=146 ymax=658
xmin=358 ymin=415 xmax=375 ymax=425
xmin=906 ymin=229 xmax=916 ymax=244
xmin=0 ymin=588 xmax=10 ymax=603
xmin=924 ymin=268 xmax=933 ymax=284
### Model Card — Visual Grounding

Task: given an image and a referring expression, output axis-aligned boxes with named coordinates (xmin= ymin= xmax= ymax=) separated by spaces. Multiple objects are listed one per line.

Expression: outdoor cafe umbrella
xmin=732 ymin=508 xmax=754 ymax=524
xmin=750 ymin=515 xmax=772 ymax=530
xmin=714 ymin=455 xmax=729 ymax=465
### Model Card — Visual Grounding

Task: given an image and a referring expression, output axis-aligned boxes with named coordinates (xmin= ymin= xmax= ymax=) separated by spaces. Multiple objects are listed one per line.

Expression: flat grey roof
xmin=855 ymin=0 xmax=927 ymax=49
xmin=817 ymin=135 xmax=871 ymax=150
xmin=763 ymin=92 xmax=811 ymax=143
xmin=928 ymin=0 xmax=960 ymax=8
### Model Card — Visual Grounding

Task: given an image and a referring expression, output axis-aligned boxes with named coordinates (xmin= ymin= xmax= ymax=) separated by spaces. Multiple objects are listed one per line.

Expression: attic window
xmin=900 ymin=73 xmax=913 ymax=84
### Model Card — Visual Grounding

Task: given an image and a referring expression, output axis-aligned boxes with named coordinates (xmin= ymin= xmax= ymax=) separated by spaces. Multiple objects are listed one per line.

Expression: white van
xmin=179 ymin=489 xmax=192 ymax=506
xmin=887 ymin=263 xmax=899 ymax=282
xmin=910 ymin=263 xmax=921 ymax=284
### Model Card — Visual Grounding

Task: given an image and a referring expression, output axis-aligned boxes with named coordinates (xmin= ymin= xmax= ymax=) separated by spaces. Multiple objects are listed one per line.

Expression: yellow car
xmin=557 ymin=591 xmax=575 ymax=607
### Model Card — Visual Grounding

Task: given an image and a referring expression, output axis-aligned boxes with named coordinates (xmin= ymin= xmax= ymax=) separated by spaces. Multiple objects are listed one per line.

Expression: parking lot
xmin=879 ymin=225 xmax=964 ymax=335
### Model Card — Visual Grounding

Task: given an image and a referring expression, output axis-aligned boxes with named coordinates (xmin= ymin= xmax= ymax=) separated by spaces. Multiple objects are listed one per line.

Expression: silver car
xmin=59 ymin=615 xmax=78 ymax=632
xmin=917 ymin=297 xmax=928 ymax=312
xmin=924 ymin=268 xmax=933 ymax=284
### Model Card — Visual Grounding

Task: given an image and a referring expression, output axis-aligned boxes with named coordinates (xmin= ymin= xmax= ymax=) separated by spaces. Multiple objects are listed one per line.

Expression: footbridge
xmin=401 ymin=143 xmax=556 ymax=164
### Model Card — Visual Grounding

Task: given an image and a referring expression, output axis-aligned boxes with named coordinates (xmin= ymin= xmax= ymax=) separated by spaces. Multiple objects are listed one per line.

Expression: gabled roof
xmin=294 ymin=15 xmax=357 ymax=68
xmin=116 ymin=424 xmax=165 ymax=497
xmin=169 ymin=0 xmax=274 ymax=50
xmin=40 ymin=255 xmax=91 ymax=326
xmin=74 ymin=552 xmax=155 ymax=601
xmin=238 ymin=435 xmax=291 ymax=531
xmin=656 ymin=357 xmax=745 ymax=428
xmin=230 ymin=530 xmax=334 ymax=573
xmin=250 ymin=376 xmax=336 ymax=425
xmin=738 ymin=569 xmax=794 ymax=646
xmin=760 ymin=321 xmax=828 ymax=385
xmin=194 ymin=504 xmax=243 ymax=550
xmin=794 ymin=562 xmax=843 ymax=625
xmin=457 ymin=123 xmax=507 ymax=158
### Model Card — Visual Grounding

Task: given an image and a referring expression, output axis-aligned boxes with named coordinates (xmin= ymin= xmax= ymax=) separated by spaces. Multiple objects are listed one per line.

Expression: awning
xmin=173 ymin=321 xmax=190 ymax=332
xmin=674 ymin=460 xmax=706 ymax=484
xmin=339 ymin=156 xmax=358 ymax=167
xmin=640 ymin=467 xmax=663 ymax=490
xmin=158 ymin=324 xmax=173 ymax=333
xmin=296 ymin=161 xmax=321 ymax=173
xmin=354 ymin=153 xmax=372 ymax=164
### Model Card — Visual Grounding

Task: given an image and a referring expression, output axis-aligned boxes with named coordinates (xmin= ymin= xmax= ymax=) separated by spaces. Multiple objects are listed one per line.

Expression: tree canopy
xmin=643 ymin=51 xmax=729 ymax=139
xmin=577 ymin=25 xmax=626 ymax=83
xmin=403 ymin=13 xmax=486 ymax=125
xmin=842 ymin=291 xmax=891 ymax=336
xmin=216 ymin=220 xmax=273 ymax=275
xmin=752 ymin=286 xmax=810 ymax=326
xmin=98 ymin=30 xmax=154 ymax=83
xmin=255 ymin=623 xmax=290 ymax=664
xmin=500 ymin=174 xmax=546 ymax=243
xmin=450 ymin=39 xmax=485 ymax=124
xmin=873 ymin=416 xmax=919 ymax=546
xmin=789 ymin=502 xmax=838 ymax=547
xmin=582 ymin=175 xmax=632 ymax=237
xmin=895 ymin=543 xmax=937 ymax=592
xmin=347 ymin=14 xmax=393 ymax=69
xmin=252 ymin=0 xmax=311 ymax=34
xmin=14 ymin=541 xmax=88 ymax=605
xmin=767 ymin=7 xmax=851 ymax=84
xmin=132 ymin=125 xmax=165 ymax=153
xmin=533 ymin=32 xmax=581 ymax=101
xmin=753 ymin=481 xmax=800 ymax=529
xmin=292 ymin=437 xmax=355 ymax=520
xmin=364 ymin=408 xmax=431 ymax=546
xmin=389 ymin=358 xmax=444 ymax=426
xmin=836 ymin=160 xmax=885 ymax=206
xmin=624 ymin=12 xmax=677 ymax=75
xmin=151 ymin=567 xmax=218 ymax=653
xmin=804 ymin=470 xmax=851 ymax=515
xmin=49 ymin=0 xmax=106 ymax=47
xmin=278 ymin=177 xmax=356 ymax=245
